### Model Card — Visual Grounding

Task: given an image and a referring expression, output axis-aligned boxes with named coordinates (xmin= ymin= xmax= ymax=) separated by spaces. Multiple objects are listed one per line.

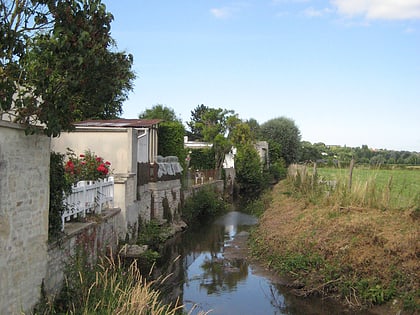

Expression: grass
xmin=289 ymin=165 xmax=420 ymax=210
xmin=250 ymin=167 xmax=420 ymax=313
xmin=34 ymin=252 xmax=183 ymax=315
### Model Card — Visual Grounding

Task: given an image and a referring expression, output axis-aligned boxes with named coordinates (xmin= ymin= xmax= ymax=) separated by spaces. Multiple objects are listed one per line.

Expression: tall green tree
xmin=187 ymin=104 xmax=208 ymax=140
xmin=1 ymin=0 xmax=135 ymax=136
xmin=235 ymin=143 xmax=264 ymax=199
xmin=260 ymin=117 xmax=301 ymax=165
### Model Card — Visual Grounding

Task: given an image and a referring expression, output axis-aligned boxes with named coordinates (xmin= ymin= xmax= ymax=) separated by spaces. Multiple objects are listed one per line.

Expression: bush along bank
xmin=249 ymin=179 xmax=420 ymax=314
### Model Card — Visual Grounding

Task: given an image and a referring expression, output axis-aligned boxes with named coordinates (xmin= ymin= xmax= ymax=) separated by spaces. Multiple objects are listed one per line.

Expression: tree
xmin=245 ymin=118 xmax=260 ymax=140
xmin=187 ymin=104 xmax=208 ymax=140
xmin=260 ymin=117 xmax=301 ymax=165
xmin=1 ymin=0 xmax=135 ymax=136
xmin=187 ymin=105 xmax=236 ymax=170
xmin=139 ymin=104 xmax=182 ymax=123
xmin=299 ymin=141 xmax=322 ymax=162
xmin=235 ymin=143 xmax=264 ymax=199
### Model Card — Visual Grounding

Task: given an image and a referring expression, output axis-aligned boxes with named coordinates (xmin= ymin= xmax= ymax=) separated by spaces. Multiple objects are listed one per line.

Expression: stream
xmin=155 ymin=210 xmax=375 ymax=315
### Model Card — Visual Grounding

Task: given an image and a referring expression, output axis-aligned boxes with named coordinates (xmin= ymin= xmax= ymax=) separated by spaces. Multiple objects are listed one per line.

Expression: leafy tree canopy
xmin=187 ymin=104 xmax=238 ymax=170
xmin=1 ymin=0 xmax=135 ymax=137
xmin=260 ymin=117 xmax=301 ymax=165
xmin=139 ymin=104 xmax=182 ymax=123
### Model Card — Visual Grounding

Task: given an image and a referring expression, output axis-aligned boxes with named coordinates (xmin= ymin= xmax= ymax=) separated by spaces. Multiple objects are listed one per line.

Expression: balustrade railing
xmin=62 ymin=176 xmax=114 ymax=230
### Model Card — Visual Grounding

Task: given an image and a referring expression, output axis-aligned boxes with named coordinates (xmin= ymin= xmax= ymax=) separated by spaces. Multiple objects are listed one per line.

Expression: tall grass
xmin=287 ymin=164 xmax=420 ymax=210
xmin=35 ymin=253 xmax=183 ymax=315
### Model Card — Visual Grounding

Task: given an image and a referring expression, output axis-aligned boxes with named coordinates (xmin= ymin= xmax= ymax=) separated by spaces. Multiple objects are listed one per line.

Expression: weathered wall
xmin=51 ymin=128 xmax=137 ymax=175
xmin=45 ymin=208 xmax=121 ymax=297
xmin=0 ymin=121 xmax=50 ymax=314
xmin=137 ymin=179 xmax=183 ymax=224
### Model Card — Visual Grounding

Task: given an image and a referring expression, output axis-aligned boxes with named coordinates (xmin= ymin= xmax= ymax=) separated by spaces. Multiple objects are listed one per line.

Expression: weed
xmin=137 ymin=219 xmax=169 ymax=249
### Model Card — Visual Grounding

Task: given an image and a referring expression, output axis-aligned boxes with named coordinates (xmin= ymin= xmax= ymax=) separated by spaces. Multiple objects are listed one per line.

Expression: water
xmin=156 ymin=211 xmax=374 ymax=315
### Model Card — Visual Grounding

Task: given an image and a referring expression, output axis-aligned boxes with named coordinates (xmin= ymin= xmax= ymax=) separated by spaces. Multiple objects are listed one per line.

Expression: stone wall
xmin=0 ymin=121 xmax=50 ymax=314
xmin=137 ymin=179 xmax=183 ymax=224
xmin=45 ymin=208 xmax=121 ymax=297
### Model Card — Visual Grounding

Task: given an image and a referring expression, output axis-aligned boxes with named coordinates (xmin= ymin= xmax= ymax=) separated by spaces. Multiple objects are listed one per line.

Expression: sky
xmin=102 ymin=0 xmax=420 ymax=152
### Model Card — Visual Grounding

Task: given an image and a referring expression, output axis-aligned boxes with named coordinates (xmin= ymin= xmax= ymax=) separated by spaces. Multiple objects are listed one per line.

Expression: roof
xmin=73 ymin=119 xmax=162 ymax=128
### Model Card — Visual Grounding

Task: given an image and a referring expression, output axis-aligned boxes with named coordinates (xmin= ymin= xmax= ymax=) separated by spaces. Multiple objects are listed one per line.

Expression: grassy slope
xmin=251 ymin=181 xmax=419 ymax=314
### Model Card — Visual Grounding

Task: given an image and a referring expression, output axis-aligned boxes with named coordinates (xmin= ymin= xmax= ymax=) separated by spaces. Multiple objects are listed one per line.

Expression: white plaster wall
xmin=0 ymin=121 xmax=50 ymax=314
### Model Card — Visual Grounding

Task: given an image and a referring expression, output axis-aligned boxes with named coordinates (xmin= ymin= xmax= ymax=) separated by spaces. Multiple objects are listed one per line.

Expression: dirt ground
xmin=252 ymin=182 xmax=420 ymax=314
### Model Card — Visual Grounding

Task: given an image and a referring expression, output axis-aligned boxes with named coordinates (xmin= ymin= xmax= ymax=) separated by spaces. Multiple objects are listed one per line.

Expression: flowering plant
xmin=64 ymin=149 xmax=112 ymax=184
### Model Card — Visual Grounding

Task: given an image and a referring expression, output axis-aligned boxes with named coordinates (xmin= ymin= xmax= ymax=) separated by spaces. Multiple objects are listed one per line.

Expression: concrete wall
xmin=0 ymin=121 xmax=50 ymax=314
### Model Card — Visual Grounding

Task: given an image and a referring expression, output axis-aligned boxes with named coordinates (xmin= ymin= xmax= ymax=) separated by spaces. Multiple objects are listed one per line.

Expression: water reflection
xmin=156 ymin=211 xmax=373 ymax=315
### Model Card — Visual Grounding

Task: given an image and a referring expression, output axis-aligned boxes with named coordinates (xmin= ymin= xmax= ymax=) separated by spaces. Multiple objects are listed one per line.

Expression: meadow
xmin=290 ymin=165 xmax=420 ymax=211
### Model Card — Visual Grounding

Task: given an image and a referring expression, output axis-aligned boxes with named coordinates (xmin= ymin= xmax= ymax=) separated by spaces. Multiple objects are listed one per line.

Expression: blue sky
xmin=102 ymin=0 xmax=420 ymax=152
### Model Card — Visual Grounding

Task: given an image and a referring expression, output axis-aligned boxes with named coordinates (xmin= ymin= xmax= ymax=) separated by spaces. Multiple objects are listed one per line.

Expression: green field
xmin=298 ymin=166 xmax=420 ymax=210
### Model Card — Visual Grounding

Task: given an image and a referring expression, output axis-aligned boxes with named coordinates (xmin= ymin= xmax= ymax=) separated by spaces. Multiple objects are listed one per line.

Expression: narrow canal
xmin=155 ymin=210 xmax=375 ymax=315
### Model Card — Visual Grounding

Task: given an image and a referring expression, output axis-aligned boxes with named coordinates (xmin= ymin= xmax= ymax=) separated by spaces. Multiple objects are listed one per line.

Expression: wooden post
xmin=349 ymin=158 xmax=355 ymax=190
xmin=312 ymin=161 xmax=317 ymax=187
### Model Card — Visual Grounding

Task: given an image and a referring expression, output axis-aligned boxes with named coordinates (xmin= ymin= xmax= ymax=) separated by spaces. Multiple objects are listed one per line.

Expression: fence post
xmin=349 ymin=158 xmax=355 ymax=190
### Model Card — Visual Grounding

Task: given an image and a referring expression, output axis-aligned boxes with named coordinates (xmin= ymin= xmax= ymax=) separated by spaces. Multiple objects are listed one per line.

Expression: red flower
xmin=96 ymin=157 xmax=102 ymax=162
xmin=65 ymin=160 xmax=75 ymax=170
xmin=105 ymin=161 xmax=111 ymax=165
xmin=79 ymin=154 xmax=85 ymax=158
xmin=97 ymin=164 xmax=108 ymax=175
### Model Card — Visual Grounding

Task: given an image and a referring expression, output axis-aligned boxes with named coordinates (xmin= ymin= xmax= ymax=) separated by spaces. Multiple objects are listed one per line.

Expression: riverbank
xmin=250 ymin=181 xmax=419 ymax=314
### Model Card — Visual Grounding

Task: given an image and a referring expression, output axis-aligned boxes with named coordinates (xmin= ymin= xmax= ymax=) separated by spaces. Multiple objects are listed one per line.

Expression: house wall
xmin=0 ymin=121 xmax=50 ymax=314
xmin=51 ymin=128 xmax=139 ymax=239
xmin=51 ymin=127 xmax=137 ymax=174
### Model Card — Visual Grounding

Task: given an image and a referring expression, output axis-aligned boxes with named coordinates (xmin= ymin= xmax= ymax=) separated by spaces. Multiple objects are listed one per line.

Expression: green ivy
xmin=49 ymin=152 xmax=72 ymax=240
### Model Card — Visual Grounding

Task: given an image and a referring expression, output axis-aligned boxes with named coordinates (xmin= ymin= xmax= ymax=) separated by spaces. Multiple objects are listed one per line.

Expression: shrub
xmin=64 ymin=149 xmax=111 ymax=184
xmin=158 ymin=121 xmax=187 ymax=164
xmin=182 ymin=188 xmax=227 ymax=223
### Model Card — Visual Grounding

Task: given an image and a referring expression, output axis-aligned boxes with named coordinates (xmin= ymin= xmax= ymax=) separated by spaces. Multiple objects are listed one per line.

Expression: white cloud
xmin=303 ymin=7 xmax=333 ymax=17
xmin=332 ymin=0 xmax=420 ymax=20
xmin=210 ymin=7 xmax=233 ymax=19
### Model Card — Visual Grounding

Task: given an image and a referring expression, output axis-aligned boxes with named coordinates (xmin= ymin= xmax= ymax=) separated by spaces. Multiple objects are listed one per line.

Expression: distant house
xmin=51 ymin=118 xmax=162 ymax=238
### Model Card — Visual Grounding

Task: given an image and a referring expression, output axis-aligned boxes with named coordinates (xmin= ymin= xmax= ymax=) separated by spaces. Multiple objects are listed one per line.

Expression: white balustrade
xmin=62 ymin=176 xmax=114 ymax=230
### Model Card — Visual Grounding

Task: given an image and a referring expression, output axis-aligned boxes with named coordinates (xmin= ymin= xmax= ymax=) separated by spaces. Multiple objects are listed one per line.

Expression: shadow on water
xmin=154 ymin=210 xmax=375 ymax=315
